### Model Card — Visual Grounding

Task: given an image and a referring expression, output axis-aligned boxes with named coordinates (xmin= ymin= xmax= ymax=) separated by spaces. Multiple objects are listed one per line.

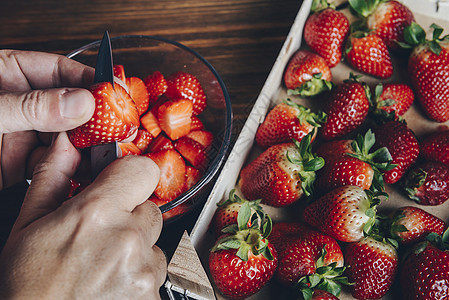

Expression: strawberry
xmin=118 ymin=142 xmax=141 ymax=156
xmin=420 ymin=129 xmax=449 ymax=166
xmin=270 ymin=222 xmax=314 ymax=254
xmin=400 ymin=230 xmax=449 ymax=299
xmin=303 ymin=186 xmax=382 ymax=242
xmin=320 ymin=74 xmax=370 ymax=140
xmin=183 ymin=165 xmax=202 ymax=192
xmin=255 ymin=99 xmax=326 ymax=149
xmin=174 ymin=136 xmax=209 ymax=170
xmin=190 ymin=115 xmax=204 ymax=131
xmin=68 ymin=82 xmax=139 ymax=148
xmin=401 ymin=23 xmax=449 ymax=122
xmin=158 ymin=98 xmax=193 ymax=140
xmin=113 ymin=64 xmax=126 ymax=81
xmin=303 ymin=1 xmax=350 ymax=67
xmin=165 ymin=71 xmax=207 ymax=115
xmin=209 ymin=206 xmax=277 ymax=299
xmin=186 ymin=130 xmax=214 ymax=148
xmin=311 ymin=289 xmax=339 ymax=300
xmin=344 ymin=236 xmax=398 ymax=299
xmin=349 ymin=0 xmax=415 ymax=50
xmin=145 ymin=149 xmax=186 ymax=201
xmin=131 ymin=128 xmax=153 ymax=153
xmin=126 ymin=76 xmax=150 ymax=116
xmin=239 ymin=132 xmax=324 ymax=207
xmin=315 ymin=129 xmax=394 ymax=193
xmin=402 ymin=162 xmax=449 ymax=206
xmin=147 ymin=195 xmax=188 ymax=222
xmin=140 ymin=110 xmax=162 ymax=138
xmin=391 ymin=206 xmax=447 ymax=245
xmin=283 ymin=50 xmax=333 ymax=97
xmin=373 ymin=120 xmax=419 ymax=184
xmin=372 ymin=83 xmax=414 ymax=121
xmin=144 ymin=71 xmax=167 ymax=105
xmin=345 ymin=32 xmax=393 ymax=79
xmin=147 ymin=134 xmax=174 ymax=153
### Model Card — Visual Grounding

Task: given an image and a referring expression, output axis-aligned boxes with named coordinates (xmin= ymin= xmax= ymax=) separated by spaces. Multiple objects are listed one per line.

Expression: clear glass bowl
xmin=67 ymin=35 xmax=232 ymax=223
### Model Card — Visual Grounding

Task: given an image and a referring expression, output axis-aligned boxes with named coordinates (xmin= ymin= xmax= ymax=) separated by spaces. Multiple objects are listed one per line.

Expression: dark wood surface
xmin=0 ymin=0 xmax=303 ymax=291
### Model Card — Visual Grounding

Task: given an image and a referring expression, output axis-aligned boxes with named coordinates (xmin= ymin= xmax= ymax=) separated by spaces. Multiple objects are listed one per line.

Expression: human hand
xmin=0 ymin=49 xmax=96 ymax=190
xmin=0 ymin=132 xmax=166 ymax=299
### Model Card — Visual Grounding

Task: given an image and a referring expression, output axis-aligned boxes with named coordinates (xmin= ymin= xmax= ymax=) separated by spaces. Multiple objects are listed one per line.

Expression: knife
xmin=90 ymin=31 xmax=119 ymax=180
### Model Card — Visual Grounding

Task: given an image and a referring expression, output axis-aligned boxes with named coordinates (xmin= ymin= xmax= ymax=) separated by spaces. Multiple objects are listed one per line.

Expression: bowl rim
xmin=67 ymin=34 xmax=233 ymax=214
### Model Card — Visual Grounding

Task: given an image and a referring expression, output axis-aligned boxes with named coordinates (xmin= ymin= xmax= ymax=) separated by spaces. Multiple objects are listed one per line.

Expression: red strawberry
xmin=402 ymin=162 xmax=449 ymax=206
xmin=311 ymin=289 xmax=339 ymax=300
xmin=303 ymin=186 xmax=381 ymax=242
xmin=372 ymin=83 xmax=415 ymax=121
xmin=345 ymin=32 xmax=393 ymax=79
xmin=209 ymin=207 xmax=277 ymax=299
xmin=239 ymin=133 xmax=324 ymax=207
xmin=391 ymin=206 xmax=447 ymax=245
xmin=145 ymin=149 xmax=186 ymax=201
xmin=373 ymin=120 xmax=419 ymax=184
xmin=183 ymin=166 xmax=202 ymax=192
xmin=147 ymin=134 xmax=174 ymax=153
xmin=344 ymin=236 xmax=398 ymax=299
xmin=68 ymin=82 xmax=139 ymax=148
xmin=126 ymin=76 xmax=150 ymax=116
xmin=158 ymin=98 xmax=193 ymax=140
xmin=283 ymin=50 xmax=333 ymax=96
xmin=186 ymin=130 xmax=214 ymax=148
xmin=113 ymin=64 xmax=126 ymax=81
xmin=255 ymin=99 xmax=326 ymax=149
xmin=320 ymin=74 xmax=370 ymax=140
xmin=174 ymin=137 xmax=209 ymax=170
xmin=304 ymin=4 xmax=350 ymax=67
xmin=144 ymin=71 xmax=167 ymax=105
xmin=165 ymin=71 xmax=207 ymax=115
xmin=349 ymin=0 xmax=415 ymax=50
xmin=400 ymin=230 xmax=449 ymax=299
xmin=118 ymin=142 xmax=141 ymax=156
xmin=131 ymin=128 xmax=153 ymax=153
xmin=148 ymin=195 xmax=188 ymax=221
xmin=190 ymin=115 xmax=204 ymax=131
xmin=403 ymin=23 xmax=449 ymax=122
xmin=315 ymin=129 xmax=394 ymax=193
xmin=140 ymin=110 xmax=162 ymax=138
xmin=420 ymin=129 xmax=449 ymax=166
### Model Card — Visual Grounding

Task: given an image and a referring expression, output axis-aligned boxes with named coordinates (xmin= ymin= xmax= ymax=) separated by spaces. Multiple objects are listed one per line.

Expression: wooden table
xmin=0 ymin=0 xmax=303 ymax=296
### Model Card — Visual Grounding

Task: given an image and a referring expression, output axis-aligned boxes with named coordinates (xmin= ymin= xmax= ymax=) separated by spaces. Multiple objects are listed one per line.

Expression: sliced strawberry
xmin=119 ymin=142 xmax=142 ymax=156
xmin=68 ymin=82 xmax=139 ymax=148
xmin=113 ymin=64 xmax=126 ymax=81
xmin=126 ymin=76 xmax=149 ymax=116
xmin=186 ymin=130 xmax=214 ymax=148
xmin=145 ymin=149 xmax=186 ymax=201
xmin=165 ymin=71 xmax=207 ymax=115
xmin=140 ymin=110 xmax=161 ymax=138
xmin=158 ymin=98 xmax=193 ymax=140
xmin=174 ymin=137 xmax=209 ymax=170
xmin=147 ymin=134 xmax=174 ymax=153
xmin=132 ymin=129 xmax=153 ymax=153
xmin=144 ymin=71 xmax=168 ymax=105
xmin=184 ymin=166 xmax=202 ymax=192
xmin=190 ymin=115 xmax=204 ymax=131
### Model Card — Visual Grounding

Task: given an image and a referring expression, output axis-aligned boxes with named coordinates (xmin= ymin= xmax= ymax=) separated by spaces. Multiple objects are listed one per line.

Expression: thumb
xmin=0 ymin=88 xmax=95 ymax=133
xmin=13 ymin=132 xmax=81 ymax=231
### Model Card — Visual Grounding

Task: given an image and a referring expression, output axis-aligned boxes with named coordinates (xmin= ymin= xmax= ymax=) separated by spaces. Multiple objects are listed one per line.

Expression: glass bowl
xmin=67 ymin=35 xmax=232 ymax=223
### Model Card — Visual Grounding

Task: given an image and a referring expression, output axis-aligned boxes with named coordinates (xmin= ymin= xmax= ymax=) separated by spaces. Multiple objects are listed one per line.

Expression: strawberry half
xmin=174 ymin=136 xmax=209 ymax=170
xmin=69 ymin=82 xmax=139 ymax=148
xmin=183 ymin=165 xmax=202 ymax=192
xmin=126 ymin=76 xmax=150 ymax=116
xmin=165 ymin=71 xmax=207 ymax=115
xmin=158 ymin=98 xmax=193 ymax=140
xmin=144 ymin=70 xmax=168 ymax=105
xmin=140 ymin=110 xmax=162 ymax=138
xmin=113 ymin=64 xmax=126 ymax=81
xmin=147 ymin=134 xmax=174 ymax=153
xmin=131 ymin=128 xmax=153 ymax=153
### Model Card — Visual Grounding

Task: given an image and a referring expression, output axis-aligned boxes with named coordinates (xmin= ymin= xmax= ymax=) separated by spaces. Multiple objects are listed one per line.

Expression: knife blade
xmin=90 ymin=31 xmax=118 ymax=180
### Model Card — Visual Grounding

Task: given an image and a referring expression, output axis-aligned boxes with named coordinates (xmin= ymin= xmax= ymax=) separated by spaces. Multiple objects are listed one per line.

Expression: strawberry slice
xmin=126 ymin=76 xmax=150 ymax=116
xmin=184 ymin=166 xmax=202 ymax=192
xmin=140 ymin=110 xmax=162 ymax=138
xmin=190 ymin=115 xmax=204 ymax=131
xmin=119 ymin=142 xmax=142 ymax=156
xmin=113 ymin=64 xmax=126 ymax=81
xmin=144 ymin=71 xmax=168 ymax=105
xmin=174 ymin=137 xmax=209 ymax=170
xmin=147 ymin=134 xmax=174 ymax=153
xmin=186 ymin=130 xmax=214 ymax=148
xmin=165 ymin=71 xmax=207 ymax=115
xmin=145 ymin=149 xmax=186 ymax=201
xmin=158 ymin=98 xmax=193 ymax=140
xmin=68 ymin=82 xmax=139 ymax=148
xmin=132 ymin=129 xmax=153 ymax=153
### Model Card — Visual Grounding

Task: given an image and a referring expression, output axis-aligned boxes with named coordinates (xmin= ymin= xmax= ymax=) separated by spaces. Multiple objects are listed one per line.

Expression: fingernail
xmin=60 ymin=89 xmax=94 ymax=119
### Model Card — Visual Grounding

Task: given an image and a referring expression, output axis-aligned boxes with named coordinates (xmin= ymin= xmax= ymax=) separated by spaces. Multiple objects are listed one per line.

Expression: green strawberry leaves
xmin=287 ymin=73 xmax=335 ymax=97
xmin=402 ymin=167 xmax=428 ymax=203
xmin=400 ymin=22 xmax=449 ymax=55
xmin=284 ymin=98 xmax=327 ymax=127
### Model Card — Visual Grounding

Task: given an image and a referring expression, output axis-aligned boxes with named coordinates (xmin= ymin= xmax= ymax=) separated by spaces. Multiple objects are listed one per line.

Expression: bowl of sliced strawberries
xmin=67 ymin=35 xmax=232 ymax=222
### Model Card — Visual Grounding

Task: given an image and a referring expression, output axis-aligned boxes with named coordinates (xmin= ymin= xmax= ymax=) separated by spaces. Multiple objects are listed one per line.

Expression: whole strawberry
xmin=209 ymin=206 xmax=277 ymax=299
xmin=391 ymin=206 xmax=447 ymax=245
xmin=344 ymin=236 xmax=398 ymax=299
xmin=402 ymin=23 xmax=449 ymax=122
xmin=400 ymin=230 xmax=449 ymax=299
xmin=321 ymin=74 xmax=370 ymax=140
xmin=402 ymin=162 xmax=449 ymax=206
xmin=69 ymin=82 xmax=140 ymax=148
xmin=165 ymin=71 xmax=207 ymax=115
xmin=304 ymin=0 xmax=350 ymax=67
xmin=255 ymin=99 xmax=326 ymax=149
xmin=349 ymin=0 xmax=415 ymax=50
xmin=239 ymin=132 xmax=324 ymax=207
xmin=303 ymin=186 xmax=382 ymax=243
xmin=345 ymin=32 xmax=393 ymax=79
xmin=373 ymin=120 xmax=419 ymax=184
xmin=420 ymin=129 xmax=449 ymax=166
xmin=372 ymin=83 xmax=414 ymax=121
xmin=283 ymin=50 xmax=333 ymax=97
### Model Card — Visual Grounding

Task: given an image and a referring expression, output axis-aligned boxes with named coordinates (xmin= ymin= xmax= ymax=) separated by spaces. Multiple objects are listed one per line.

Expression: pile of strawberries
xmin=207 ymin=0 xmax=449 ymax=299
xmin=68 ymin=64 xmax=214 ymax=220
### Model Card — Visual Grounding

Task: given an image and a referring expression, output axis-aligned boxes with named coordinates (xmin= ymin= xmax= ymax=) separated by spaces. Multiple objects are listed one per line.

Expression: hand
xmin=0 ymin=133 xmax=166 ymax=299
xmin=0 ymin=49 xmax=95 ymax=190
